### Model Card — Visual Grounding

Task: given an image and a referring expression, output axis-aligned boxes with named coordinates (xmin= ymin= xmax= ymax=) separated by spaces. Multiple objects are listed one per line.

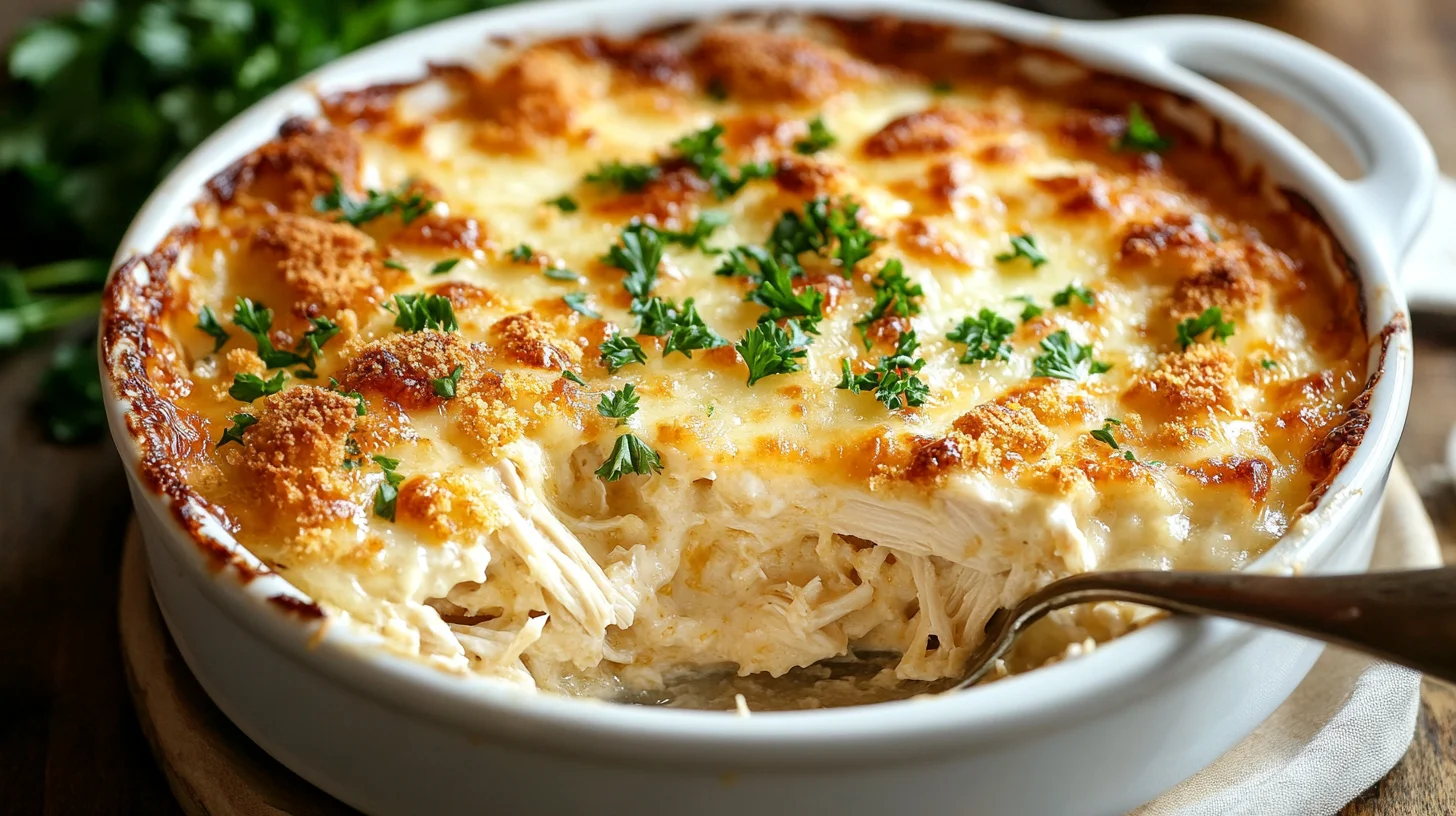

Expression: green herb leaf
xmin=1176 ymin=306 xmax=1236 ymax=350
xmin=562 ymin=369 xmax=588 ymax=386
xmin=329 ymin=378 xmax=367 ymax=416
xmin=948 ymin=309 xmax=1015 ymax=364
xmin=585 ymin=160 xmax=660 ymax=192
xmin=231 ymin=297 xmax=309 ymax=369
xmin=34 ymin=336 xmax=105 ymax=443
xmin=1115 ymin=103 xmax=1172 ymax=153
xmin=371 ymin=454 xmax=405 ymax=521
xmin=314 ymin=177 xmax=433 ymax=226
xmin=229 ymin=370 xmax=287 ymax=402
xmin=600 ymin=332 xmax=648 ymax=373
xmin=855 ymin=259 xmax=923 ymax=346
xmin=794 ymin=116 xmax=837 ymax=155
xmin=671 ymin=123 xmax=774 ymax=199
xmin=429 ymin=259 xmax=460 ymax=276
xmin=604 ymin=222 xmax=665 ymax=305
xmin=655 ymin=211 xmax=730 ymax=252
xmin=216 ymin=413 xmax=257 ymax=449
xmin=547 ymin=194 xmax=579 ymax=212
xmin=1032 ymin=330 xmax=1111 ymax=381
xmin=768 ymin=196 xmax=880 ymax=272
xmin=596 ymin=383 xmax=640 ymax=424
xmin=544 ymin=268 xmax=579 ymax=282
xmin=383 ymin=258 xmax=408 ymax=271
xmin=563 ymin=292 xmax=601 ymax=319
xmin=196 ymin=305 xmax=230 ymax=353
xmin=593 ymin=432 xmax=663 ymax=481
xmin=995 ymin=234 xmax=1048 ymax=268
xmin=745 ymin=254 xmax=824 ymax=331
xmin=1012 ymin=295 xmax=1043 ymax=323
xmin=431 ymin=364 xmax=464 ymax=399
xmin=635 ymin=297 xmax=726 ymax=358
xmin=1090 ymin=417 xmax=1122 ymax=450
xmin=385 ymin=293 xmax=458 ymax=333
xmin=837 ymin=330 xmax=929 ymax=410
xmin=509 ymin=244 xmax=534 ymax=263
xmin=1261 ymin=358 xmax=1278 ymax=370
xmin=1051 ymin=282 xmax=1094 ymax=308
xmin=736 ymin=321 xmax=809 ymax=386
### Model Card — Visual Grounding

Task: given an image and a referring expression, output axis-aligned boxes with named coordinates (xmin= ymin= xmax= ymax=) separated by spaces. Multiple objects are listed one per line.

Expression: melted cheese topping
xmin=134 ymin=16 xmax=1367 ymax=706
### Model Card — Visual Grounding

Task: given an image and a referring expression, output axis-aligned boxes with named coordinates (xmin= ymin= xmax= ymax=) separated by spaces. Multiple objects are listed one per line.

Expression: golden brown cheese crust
xmin=102 ymin=14 xmax=1383 ymax=626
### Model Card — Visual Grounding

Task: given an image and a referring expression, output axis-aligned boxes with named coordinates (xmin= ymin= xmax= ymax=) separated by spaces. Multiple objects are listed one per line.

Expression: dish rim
xmin=101 ymin=0 xmax=1424 ymax=766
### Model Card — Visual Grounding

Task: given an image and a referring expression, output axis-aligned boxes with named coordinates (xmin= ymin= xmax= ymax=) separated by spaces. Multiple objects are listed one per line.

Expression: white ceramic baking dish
xmin=100 ymin=1 xmax=1433 ymax=814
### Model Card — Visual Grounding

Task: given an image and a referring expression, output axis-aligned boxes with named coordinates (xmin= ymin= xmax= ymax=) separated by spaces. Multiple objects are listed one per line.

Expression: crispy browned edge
xmin=97 ymin=12 xmax=1397 ymax=613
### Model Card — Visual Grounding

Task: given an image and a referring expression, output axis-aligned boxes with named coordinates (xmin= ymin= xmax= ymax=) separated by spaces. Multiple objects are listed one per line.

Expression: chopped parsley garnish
xmin=429 ymin=259 xmax=460 ymax=276
xmin=547 ymin=194 xmax=579 ymax=212
xmin=995 ymin=234 xmax=1048 ymax=268
xmin=562 ymin=369 xmax=588 ymax=386
xmin=656 ymin=211 xmax=730 ymax=252
xmin=196 ymin=305 xmax=230 ymax=353
xmin=215 ymin=412 xmax=257 ymax=449
xmin=383 ymin=258 xmax=408 ymax=271
xmin=1012 ymin=295 xmax=1043 ymax=323
xmin=837 ymin=330 xmax=929 ymax=411
xmin=671 ymin=123 xmax=775 ymax=200
xmin=768 ymin=196 xmax=880 ymax=272
xmin=1032 ymin=330 xmax=1112 ymax=381
xmin=385 ymin=293 xmax=458 ymax=333
xmin=1051 ymin=282 xmax=1094 ymax=308
xmin=329 ymin=378 xmax=367 ymax=416
xmin=948 ymin=309 xmax=1016 ymax=363
xmin=544 ymin=268 xmax=579 ymax=282
xmin=605 ymin=223 xmax=665 ymax=306
xmin=1115 ymin=103 xmax=1172 ymax=154
xmin=371 ymin=455 xmax=405 ymax=522
xmin=1090 ymin=417 xmax=1123 ymax=449
xmin=585 ymin=160 xmax=661 ymax=193
xmin=228 ymin=370 xmax=287 ymax=402
xmin=600 ymin=332 xmax=648 ymax=373
xmin=736 ymin=321 xmax=810 ymax=386
xmin=431 ymin=365 xmax=463 ymax=399
xmin=562 ymin=292 xmax=601 ymax=319
xmin=294 ymin=316 xmax=341 ymax=377
xmin=231 ymin=297 xmax=310 ymax=370
xmin=594 ymin=433 xmax=663 ymax=481
xmin=854 ymin=259 xmax=923 ymax=347
xmin=509 ymin=244 xmax=534 ymax=263
xmin=596 ymin=383 xmax=640 ymax=424
xmin=313 ymin=177 xmax=433 ymax=226
xmin=1261 ymin=358 xmax=1278 ymax=370
xmin=636 ymin=297 xmax=726 ymax=358
xmin=794 ymin=116 xmax=837 ymax=155
xmin=1176 ymin=307 xmax=1236 ymax=350
xmin=745 ymin=253 xmax=824 ymax=331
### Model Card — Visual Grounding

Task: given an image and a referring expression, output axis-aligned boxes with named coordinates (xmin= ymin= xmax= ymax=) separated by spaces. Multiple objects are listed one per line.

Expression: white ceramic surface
xmin=101 ymin=2 xmax=1433 ymax=814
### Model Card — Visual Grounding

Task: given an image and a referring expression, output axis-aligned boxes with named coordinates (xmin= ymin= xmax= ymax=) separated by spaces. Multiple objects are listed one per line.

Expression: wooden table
xmin=1 ymin=0 xmax=1454 ymax=813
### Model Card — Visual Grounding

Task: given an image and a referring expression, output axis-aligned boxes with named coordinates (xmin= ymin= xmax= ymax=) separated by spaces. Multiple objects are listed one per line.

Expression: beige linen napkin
xmin=1133 ymin=462 xmax=1442 ymax=816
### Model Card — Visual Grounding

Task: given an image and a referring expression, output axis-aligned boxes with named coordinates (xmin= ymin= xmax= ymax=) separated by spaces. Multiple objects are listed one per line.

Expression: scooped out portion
xmin=102 ymin=13 xmax=1372 ymax=708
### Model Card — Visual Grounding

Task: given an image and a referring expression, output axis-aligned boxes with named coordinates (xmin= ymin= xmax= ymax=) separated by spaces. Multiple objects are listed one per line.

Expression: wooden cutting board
xmin=117 ymin=524 xmax=357 ymax=816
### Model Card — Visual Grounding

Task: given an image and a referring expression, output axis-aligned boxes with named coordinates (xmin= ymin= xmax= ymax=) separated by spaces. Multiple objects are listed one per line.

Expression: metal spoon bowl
xmin=955 ymin=567 xmax=1456 ymax=690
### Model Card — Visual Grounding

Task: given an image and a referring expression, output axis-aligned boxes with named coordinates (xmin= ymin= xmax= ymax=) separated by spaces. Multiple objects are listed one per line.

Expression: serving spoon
xmin=955 ymin=566 xmax=1456 ymax=689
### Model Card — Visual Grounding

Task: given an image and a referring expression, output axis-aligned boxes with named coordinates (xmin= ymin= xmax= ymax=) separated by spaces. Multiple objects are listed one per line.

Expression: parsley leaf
xmin=1261 ymin=358 xmax=1278 ymax=370
xmin=563 ymin=292 xmax=601 ymax=319
xmin=229 ymin=370 xmax=287 ymax=402
xmin=215 ymin=413 xmax=257 ymax=449
xmin=794 ymin=116 xmax=837 ymax=155
xmin=736 ymin=321 xmax=810 ymax=386
xmin=594 ymin=433 xmax=663 ymax=481
xmin=547 ymin=194 xmax=579 ymax=212
xmin=596 ymin=383 xmax=640 ymax=424
xmin=768 ymin=196 xmax=880 ymax=272
xmin=837 ymin=330 xmax=929 ymax=410
xmin=543 ymin=269 xmax=577 ymax=283
xmin=605 ymin=223 xmax=665 ymax=305
xmin=231 ymin=297 xmax=309 ymax=370
xmin=1051 ymin=282 xmax=1094 ymax=308
xmin=855 ymin=259 xmax=923 ymax=347
xmin=314 ymin=177 xmax=433 ymax=226
xmin=585 ymin=160 xmax=661 ymax=192
xmin=1032 ymin=330 xmax=1112 ymax=381
xmin=1090 ymin=417 xmax=1122 ymax=450
xmin=1012 ymin=295 xmax=1043 ymax=323
xmin=672 ymin=123 xmax=774 ymax=199
xmin=510 ymin=244 xmax=534 ymax=263
xmin=636 ymin=297 xmax=726 ymax=358
xmin=1176 ymin=306 xmax=1236 ymax=350
xmin=431 ymin=364 xmax=463 ymax=399
xmin=995 ymin=234 xmax=1048 ymax=268
xmin=562 ymin=369 xmax=588 ymax=386
xmin=600 ymin=332 xmax=648 ymax=373
xmin=385 ymin=293 xmax=458 ymax=333
xmin=745 ymin=254 xmax=824 ymax=331
xmin=1115 ymin=103 xmax=1173 ymax=154
xmin=329 ymin=378 xmax=367 ymax=416
xmin=295 ymin=316 xmax=341 ymax=376
xmin=371 ymin=455 xmax=405 ymax=522
xmin=196 ymin=305 xmax=230 ymax=353
xmin=948 ymin=309 xmax=1016 ymax=364
xmin=383 ymin=258 xmax=408 ymax=271
xmin=429 ymin=259 xmax=460 ymax=276
xmin=656 ymin=211 xmax=730 ymax=252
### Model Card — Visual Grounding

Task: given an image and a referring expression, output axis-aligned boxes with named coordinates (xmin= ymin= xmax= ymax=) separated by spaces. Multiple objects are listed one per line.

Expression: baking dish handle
xmin=1093 ymin=16 xmax=1437 ymax=271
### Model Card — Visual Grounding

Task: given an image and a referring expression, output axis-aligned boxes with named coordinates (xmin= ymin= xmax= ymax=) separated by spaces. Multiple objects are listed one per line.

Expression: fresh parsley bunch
xmin=4 ymin=0 xmax=516 ymax=442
